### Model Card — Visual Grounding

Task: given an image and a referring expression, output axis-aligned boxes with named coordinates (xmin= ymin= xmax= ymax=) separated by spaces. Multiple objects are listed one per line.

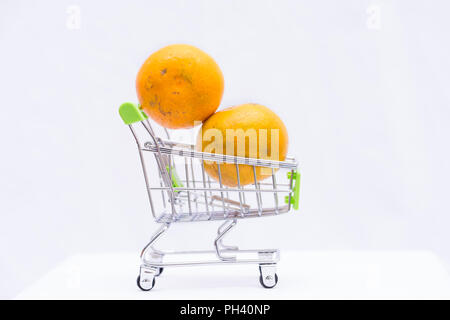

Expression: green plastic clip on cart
xmin=119 ymin=102 xmax=300 ymax=291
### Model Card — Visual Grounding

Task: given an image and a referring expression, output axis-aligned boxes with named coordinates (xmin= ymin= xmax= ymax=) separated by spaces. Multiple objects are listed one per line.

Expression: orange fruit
xmin=196 ymin=104 xmax=288 ymax=187
xmin=136 ymin=44 xmax=224 ymax=129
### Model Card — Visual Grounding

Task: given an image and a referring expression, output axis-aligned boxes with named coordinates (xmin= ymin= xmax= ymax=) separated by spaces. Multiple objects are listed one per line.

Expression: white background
xmin=1 ymin=0 xmax=450 ymax=299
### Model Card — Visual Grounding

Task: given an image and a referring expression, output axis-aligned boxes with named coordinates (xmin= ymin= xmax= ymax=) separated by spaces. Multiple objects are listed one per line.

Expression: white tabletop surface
xmin=15 ymin=250 xmax=450 ymax=300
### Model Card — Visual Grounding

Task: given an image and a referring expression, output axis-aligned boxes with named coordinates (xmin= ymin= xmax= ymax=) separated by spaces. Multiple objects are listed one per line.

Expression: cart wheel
xmin=156 ymin=267 xmax=164 ymax=276
xmin=259 ymin=273 xmax=278 ymax=289
xmin=137 ymin=275 xmax=155 ymax=291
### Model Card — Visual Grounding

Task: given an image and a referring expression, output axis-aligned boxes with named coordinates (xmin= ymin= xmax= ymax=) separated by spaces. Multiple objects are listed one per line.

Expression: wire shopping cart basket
xmin=119 ymin=102 xmax=301 ymax=291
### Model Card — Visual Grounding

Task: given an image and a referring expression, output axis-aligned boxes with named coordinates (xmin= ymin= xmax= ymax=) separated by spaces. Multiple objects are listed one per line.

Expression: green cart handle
xmin=119 ymin=102 xmax=184 ymax=189
xmin=166 ymin=165 xmax=184 ymax=190
xmin=119 ymin=102 xmax=148 ymax=124
xmin=285 ymin=171 xmax=301 ymax=210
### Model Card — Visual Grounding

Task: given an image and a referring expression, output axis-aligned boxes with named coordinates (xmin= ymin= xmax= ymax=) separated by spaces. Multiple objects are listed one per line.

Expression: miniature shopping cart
xmin=119 ymin=102 xmax=301 ymax=291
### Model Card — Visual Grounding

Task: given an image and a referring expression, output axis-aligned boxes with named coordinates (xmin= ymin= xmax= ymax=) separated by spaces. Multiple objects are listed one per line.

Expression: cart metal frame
xmin=119 ymin=102 xmax=301 ymax=290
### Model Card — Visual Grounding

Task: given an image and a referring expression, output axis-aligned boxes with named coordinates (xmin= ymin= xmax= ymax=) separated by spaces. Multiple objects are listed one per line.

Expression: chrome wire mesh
xmin=130 ymin=121 xmax=298 ymax=223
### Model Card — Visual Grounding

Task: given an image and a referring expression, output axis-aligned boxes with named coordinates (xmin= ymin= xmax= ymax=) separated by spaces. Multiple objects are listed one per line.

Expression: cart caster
xmin=137 ymin=266 xmax=158 ymax=291
xmin=259 ymin=264 xmax=278 ymax=289
xmin=259 ymin=273 xmax=278 ymax=288
xmin=156 ymin=267 xmax=164 ymax=276
xmin=137 ymin=275 xmax=155 ymax=291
